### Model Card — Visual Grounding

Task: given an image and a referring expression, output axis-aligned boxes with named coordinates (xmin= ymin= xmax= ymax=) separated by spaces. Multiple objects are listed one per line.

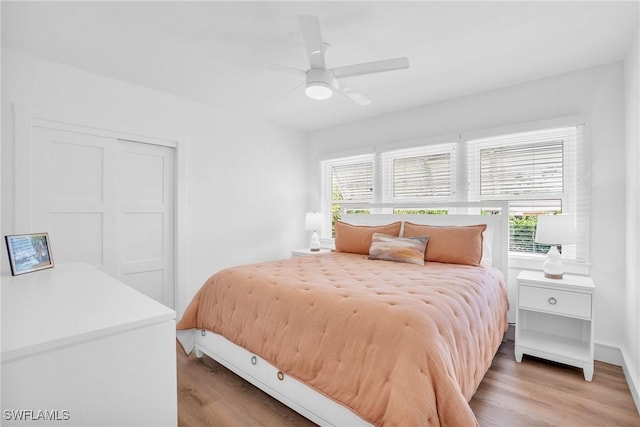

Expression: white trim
xmin=509 ymin=255 xmax=592 ymax=276
xmin=317 ymin=117 xmax=585 ymax=166
xmin=460 ymin=115 xmax=586 ymax=141
xmin=174 ymin=136 xmax=189 ymax=317
xmin=316 ymin=146 xmax=375 ymax=162
xmin=12 ymin=103 xmax=188 ymax=315
xmin=620 ymin=347 xmax=640 ymax=414
xmin=592 ymin=342 xmax=640 ymax=414
xmin=594 ymin=342 xmax=624 ymax=366
xmin=316 ymin=133 xmax=460 ymax=162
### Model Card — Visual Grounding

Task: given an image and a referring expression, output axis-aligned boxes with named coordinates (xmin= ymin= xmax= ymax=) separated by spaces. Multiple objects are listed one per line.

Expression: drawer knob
xmin=201 ymin=330 xmax=206 ymax=336
xmin=277 ymin=371 xmax=284 ymax=381
xmin=250 ymin=355 xmax=257 ymax=366
xmin=548 ymin=297 xmax=557 ymax=305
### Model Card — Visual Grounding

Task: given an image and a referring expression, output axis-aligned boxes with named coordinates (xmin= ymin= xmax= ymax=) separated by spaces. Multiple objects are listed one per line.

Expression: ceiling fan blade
xmin=339 ymin=84 xmax=371 ymax=106
xmin=257 ymin=61 xmax=306 ymax=76
xmin=298 ymin=15 xmax=326 ymax=69
xmin=331 ymin=57 xmax=409 ymax=79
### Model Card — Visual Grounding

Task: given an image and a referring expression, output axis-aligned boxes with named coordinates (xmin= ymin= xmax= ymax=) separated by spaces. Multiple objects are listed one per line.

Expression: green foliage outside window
xmin=509 ymin=215 xmax=553 ymax=254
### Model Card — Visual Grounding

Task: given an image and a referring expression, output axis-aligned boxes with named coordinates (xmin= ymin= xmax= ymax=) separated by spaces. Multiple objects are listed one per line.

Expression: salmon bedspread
xmin=177 ymin=252 xmax=508 ymax=426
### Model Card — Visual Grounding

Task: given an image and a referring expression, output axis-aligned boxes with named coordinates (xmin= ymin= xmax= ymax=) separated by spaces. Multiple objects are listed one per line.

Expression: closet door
xmin=29 ymin=126 xmax=175 ymax=308
xmin=116 ymin=140 xmax=175 ymax=308
xmin=31 ymin=126 xmax=118 ymax=274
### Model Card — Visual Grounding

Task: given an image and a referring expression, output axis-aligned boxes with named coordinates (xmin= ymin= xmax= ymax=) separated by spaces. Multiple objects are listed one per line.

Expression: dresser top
xmin=2 ymin=263 xmax=175 ymax=363
xmin=517 ymin=269 xmax=595 ymax=291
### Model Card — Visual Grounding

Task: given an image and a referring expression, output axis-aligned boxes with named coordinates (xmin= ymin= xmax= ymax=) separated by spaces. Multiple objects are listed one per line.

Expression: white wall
xmin=1 ymin=49 xmax=309 ymax=314
xmin=308 ymin=63 xmax=627 ymax=361
xmin=624 ymin=28 xmax=640 ymax=408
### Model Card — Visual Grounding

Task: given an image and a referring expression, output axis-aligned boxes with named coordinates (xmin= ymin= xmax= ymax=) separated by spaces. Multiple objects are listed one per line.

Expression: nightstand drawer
xmin=519 ymin=285 xmax=591 ymax=319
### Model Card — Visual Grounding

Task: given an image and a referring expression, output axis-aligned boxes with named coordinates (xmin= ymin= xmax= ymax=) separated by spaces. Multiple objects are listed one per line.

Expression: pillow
xmin=402 ymin=223 xmax=487 ymax=266
xmin=367 ymin=233 xmax=429 ymax=265
xmin=334 ymin=221 xmax=402 ymax=255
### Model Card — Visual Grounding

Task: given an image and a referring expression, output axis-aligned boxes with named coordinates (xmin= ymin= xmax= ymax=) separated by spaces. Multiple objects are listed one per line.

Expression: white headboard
xmin=340 ymin=201 xmax=509 ymax=276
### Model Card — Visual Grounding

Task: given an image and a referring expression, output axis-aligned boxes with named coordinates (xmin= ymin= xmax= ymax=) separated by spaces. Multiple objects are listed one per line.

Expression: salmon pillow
xmin=334 ymin=221 xmax=402 ymax=255
xmin=403 ymin=223 xmax=486 ymax=266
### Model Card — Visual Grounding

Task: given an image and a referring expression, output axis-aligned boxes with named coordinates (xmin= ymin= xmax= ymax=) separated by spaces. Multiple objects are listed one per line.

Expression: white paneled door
xmin=30 ymin=126 xmax=175 ymax=308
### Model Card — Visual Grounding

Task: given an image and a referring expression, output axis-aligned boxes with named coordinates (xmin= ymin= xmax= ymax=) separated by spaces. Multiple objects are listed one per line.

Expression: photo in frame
xmin=5 ymin=233 xmax=54 ymax=276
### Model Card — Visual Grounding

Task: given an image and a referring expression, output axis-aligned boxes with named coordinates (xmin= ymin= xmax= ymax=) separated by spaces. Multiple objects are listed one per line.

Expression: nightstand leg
xmin=583 ymin=364 xmax=594 ymax=381
xmin=515 ymin=347 xmax=523 ymax=363
xmin=195 ymin=348 xmax=204 ymax=359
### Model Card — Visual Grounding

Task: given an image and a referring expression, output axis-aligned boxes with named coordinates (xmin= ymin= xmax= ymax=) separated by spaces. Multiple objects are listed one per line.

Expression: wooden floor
xmin=177 ymin=340 xmax=640 ymax=426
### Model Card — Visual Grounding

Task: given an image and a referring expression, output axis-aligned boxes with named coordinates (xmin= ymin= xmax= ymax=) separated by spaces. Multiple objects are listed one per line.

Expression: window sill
xmin=509 ymin=253 xmax=591 ymax=275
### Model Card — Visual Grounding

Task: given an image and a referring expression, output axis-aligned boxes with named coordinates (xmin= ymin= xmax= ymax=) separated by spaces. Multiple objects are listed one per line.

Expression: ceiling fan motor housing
xmin=305 ymin=68 xmax=338 ymax=99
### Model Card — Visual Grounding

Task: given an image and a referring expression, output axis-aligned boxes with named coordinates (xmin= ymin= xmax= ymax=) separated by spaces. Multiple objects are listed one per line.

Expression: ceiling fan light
xmin=305 ymin=82 xmax=333 ymax=100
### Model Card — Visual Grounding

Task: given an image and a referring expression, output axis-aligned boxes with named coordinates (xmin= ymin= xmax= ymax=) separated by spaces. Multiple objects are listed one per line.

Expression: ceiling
xmin=2 ymin=1 xmax=638 ymax=132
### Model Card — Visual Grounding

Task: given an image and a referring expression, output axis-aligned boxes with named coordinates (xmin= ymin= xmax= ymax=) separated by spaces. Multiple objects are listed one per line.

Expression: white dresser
xmin=1 ymin=263 xmax=177 ymax=426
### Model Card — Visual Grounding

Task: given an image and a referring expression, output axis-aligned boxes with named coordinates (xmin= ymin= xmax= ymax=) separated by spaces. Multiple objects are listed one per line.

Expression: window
xmin=322 ymin=154 xmax=374 ymax=235
xmin=467 ymin=126 xmax=585 ymax=259
xmin=320 ymin=124 xmax=587 ymax=261
xmin=381 ymin=144 xmax=456 ymax=202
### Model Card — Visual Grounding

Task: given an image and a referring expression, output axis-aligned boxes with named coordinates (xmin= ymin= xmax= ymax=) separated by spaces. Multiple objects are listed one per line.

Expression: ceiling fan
xmin=296 ymin=15 xmax=409 ymax=105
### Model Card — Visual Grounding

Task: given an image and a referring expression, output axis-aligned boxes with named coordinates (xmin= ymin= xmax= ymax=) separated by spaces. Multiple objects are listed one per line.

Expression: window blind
xmin=479 ymin=141 xmax=564 ymax=197
xmin=321 ymin=154 xmax=374 ymax=236
xmin=382 ymin=143 xmax=456 ymax=201
xmin=330 ymin=161 xmax=373 ymax=201
xmin=466 ymin=125 xmax=587 ymax=260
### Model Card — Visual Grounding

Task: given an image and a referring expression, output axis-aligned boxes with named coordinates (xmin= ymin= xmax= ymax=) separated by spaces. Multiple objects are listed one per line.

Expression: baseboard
xmin=594 ymin=342 xmax=624 ymax=366
xmin=593 ymin=343 xmax=640 ymax=415
xmin=620 ymin=347 xmax=640 ymax=415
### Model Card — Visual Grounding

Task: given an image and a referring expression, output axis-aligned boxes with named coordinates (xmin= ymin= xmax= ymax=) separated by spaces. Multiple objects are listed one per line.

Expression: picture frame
xmin=5 ymin=232 xmax=54 ymax=276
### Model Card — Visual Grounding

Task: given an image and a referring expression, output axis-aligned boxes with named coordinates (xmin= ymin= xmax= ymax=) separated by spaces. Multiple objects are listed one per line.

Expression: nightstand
xmin=515 ymin=270 xmax=595 ymax=381
xmin=291 ymin=248 xmax=331 ymax=257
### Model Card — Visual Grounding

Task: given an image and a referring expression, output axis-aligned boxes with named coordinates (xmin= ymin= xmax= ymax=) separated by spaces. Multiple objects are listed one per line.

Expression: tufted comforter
xmin=177 ymin=252 xmax=508 ymax=426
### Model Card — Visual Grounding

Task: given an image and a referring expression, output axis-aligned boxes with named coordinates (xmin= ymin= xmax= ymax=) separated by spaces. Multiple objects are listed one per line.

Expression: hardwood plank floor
xmin=177 ymin=340 xmax=640 ymax=426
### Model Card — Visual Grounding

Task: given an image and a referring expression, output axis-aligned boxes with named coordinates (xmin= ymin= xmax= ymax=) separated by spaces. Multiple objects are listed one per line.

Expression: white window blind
xmin=331 ymin=161 xmax=374 ymax=201
xmin=382 ymin=143 xmax=456 ymax=201
xmin=479 ymin=141 xmax=564 ymax=197
xmin=321 ymin=154 xmax=374 ymax=235
xmin=466 ymin=125 xmax=587 ymax=260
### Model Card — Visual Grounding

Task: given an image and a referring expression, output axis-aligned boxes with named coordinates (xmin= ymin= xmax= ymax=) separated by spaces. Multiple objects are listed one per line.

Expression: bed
xmin=177 ymin=202 xmax=510 ymax=426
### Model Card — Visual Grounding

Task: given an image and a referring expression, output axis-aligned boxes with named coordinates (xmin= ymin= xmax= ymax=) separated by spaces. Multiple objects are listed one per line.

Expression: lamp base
xmin=309 ymin=230 xmax=321 ymax=252
xmin=543 ymin=245 xmax=564 ymax=280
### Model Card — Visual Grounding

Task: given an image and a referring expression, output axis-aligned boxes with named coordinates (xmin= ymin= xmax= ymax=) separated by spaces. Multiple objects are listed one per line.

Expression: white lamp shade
xmin=305 ymin=212 xmax=324 ymax=231
xmin=534 ymin=214 xmax=577 ymax=245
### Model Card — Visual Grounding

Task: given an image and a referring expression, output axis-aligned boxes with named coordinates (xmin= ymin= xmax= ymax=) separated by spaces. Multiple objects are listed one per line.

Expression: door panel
xmin=31 ymin=127 xmax=116 ymax=273
xmin=48 ymin=140 xmax=105 ymax=202
xmin=117 ymin=141 xmax=175 ymax=308
xmin=49 ymin=212 xmax=104 ymax=266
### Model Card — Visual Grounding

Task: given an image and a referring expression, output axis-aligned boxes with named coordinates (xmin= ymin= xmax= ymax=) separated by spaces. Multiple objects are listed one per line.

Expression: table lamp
xmin=305 ymin=212 xmax=323 ymax=251
xmin=534 ymin=214 xmax=577 ymax=279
